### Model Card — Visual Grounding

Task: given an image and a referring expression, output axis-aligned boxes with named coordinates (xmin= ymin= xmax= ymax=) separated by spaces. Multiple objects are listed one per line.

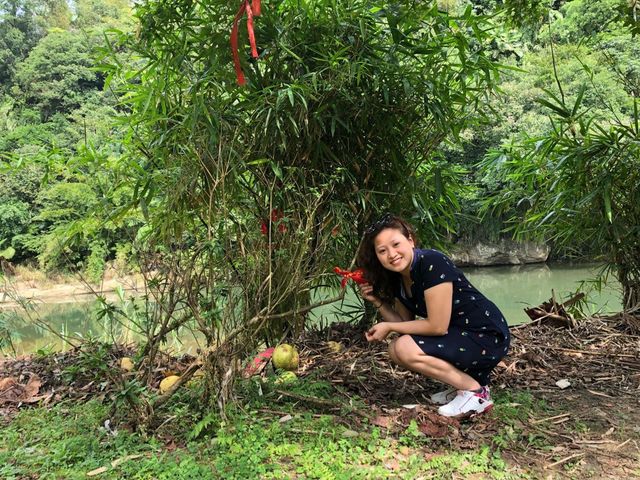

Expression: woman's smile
xmin=373 ymin=228 xmax=415 ymax=275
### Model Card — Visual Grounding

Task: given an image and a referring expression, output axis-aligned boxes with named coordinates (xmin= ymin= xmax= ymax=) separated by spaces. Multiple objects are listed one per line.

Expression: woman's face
xmin=373 ymin=228 xmax=415 ymax=275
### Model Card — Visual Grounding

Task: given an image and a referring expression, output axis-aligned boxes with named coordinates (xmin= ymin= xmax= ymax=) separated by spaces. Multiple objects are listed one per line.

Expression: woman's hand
xmin=358 ymin=282 xmax=381 ymax=306
xmin=365 ymin=322 xmax=392 ymax=342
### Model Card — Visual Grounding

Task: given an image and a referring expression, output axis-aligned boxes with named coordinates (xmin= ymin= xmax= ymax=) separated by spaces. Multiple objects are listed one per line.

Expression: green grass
xmin=0 ymin=377 xmax=533 ymax=479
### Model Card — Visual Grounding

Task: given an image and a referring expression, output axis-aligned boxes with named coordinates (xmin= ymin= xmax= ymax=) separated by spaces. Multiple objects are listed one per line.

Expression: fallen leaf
xmin=87 ymin=466 xmax=108 ymax=476
xmin=384 ymin=458 xmax=400 ymax=470
xmin=279 ymin=414 xmax=293 ymax=423
xmin=371 ymin=415 xmax=393 ymax=428
xmin=0 ymin=377 xmax=18 ymax=391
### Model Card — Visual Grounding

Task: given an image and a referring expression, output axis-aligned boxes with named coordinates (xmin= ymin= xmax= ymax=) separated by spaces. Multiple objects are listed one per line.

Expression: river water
xmin=2 ymin=263 xmax=622 ymax=356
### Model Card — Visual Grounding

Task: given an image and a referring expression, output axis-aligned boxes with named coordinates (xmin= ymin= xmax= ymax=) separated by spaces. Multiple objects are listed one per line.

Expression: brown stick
xmin=545 ymin=452 xmax=585 ymax=469
xmin=540 ymin=345 xmax=637 ymax=358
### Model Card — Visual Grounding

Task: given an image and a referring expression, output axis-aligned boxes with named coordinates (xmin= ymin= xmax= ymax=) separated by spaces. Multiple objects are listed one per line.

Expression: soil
xmin=297 ymin=317 xmax=640 ymax=478
xmin=1 ymin=314 xmax=639 ymax=478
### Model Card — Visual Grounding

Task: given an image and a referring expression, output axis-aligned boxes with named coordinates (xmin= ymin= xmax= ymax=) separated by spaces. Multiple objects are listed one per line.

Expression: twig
xmin=273 ymin=389 xmax=375 ymax=421
xmin=615 ymin=438 xmax=631 ymax=450
xmin=273 ymin=389 xmax=343 ymax=410
xmin=540 ymin=345 xmax=637 ymax=358
xmin=545 ymin=452 xmax=585 ymax=469
xmin=530 ymin=413 xmax=570 ymax=425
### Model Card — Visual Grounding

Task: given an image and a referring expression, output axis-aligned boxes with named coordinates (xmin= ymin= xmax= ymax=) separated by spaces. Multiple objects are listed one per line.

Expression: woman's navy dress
xmin=392 ymin=248 xmax=510 ymax=385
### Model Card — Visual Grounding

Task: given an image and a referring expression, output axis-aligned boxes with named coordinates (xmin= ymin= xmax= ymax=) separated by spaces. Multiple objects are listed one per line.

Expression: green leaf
xmin=0 ymin=246 xmax=15 ymax=260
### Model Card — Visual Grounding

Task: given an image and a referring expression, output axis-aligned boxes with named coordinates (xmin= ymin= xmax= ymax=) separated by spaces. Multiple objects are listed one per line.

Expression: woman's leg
xmin=389 ymin=335 xmax=481 ymax=391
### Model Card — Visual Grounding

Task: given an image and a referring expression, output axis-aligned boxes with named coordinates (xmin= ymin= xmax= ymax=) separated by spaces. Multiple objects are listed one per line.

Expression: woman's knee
xmin=387 ymin=339 xmax=399 ymax=364
xmin=393 ymin=335 xmax=420 ymax=364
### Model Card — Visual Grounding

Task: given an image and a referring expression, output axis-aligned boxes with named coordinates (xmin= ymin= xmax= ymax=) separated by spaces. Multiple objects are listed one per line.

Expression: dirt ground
xmin=297 ymin=317 xmax=640 ymax=478
xmin=1 ymin=315 xmax=639 ymax=478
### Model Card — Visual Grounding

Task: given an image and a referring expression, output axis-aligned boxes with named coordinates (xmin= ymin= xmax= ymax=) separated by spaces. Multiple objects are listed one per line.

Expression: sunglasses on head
xmin=364 ymin=213 xmax=395 ymax=235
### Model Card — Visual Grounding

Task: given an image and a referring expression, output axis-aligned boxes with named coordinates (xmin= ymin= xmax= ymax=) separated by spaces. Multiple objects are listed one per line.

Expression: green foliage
xmin=0 ymin=200 xmax=30 ymax=245
xmin=0 ymin=0 xmax=46 ymax=89
xmin=14 ymin=29 xmax=103 ymax=121
xmin=0 ymin=310 xmax=18 ymax=354
xmin=481 ymin=86 xmax=640 ymax=308
xmin=61 ymin=340 xmax=116 ymax=383
xmin=85 ymin=240 xmax=108 ymax=283
xmin=449 ymin=2 xmax=638 ymax=245
xmin=75 ymin=0 xmax=132 ymax=30
xmin=0 ymin=397 xmax=526 ymax=479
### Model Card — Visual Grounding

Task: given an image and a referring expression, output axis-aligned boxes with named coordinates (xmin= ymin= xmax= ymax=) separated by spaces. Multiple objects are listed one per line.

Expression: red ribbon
xmin=231 ymin=0 xmax=261 ymax=86
xmin=334 ymin=267 xmax=368 ymax=288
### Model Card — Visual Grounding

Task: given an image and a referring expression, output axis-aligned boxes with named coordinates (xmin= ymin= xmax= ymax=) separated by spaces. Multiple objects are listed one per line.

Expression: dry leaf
xmin=384 ymin=458 xmax=400 ymax=471
xmin=111 ymin=454 xmax=143 ymax=468
xmin=86 ymin=466 xmax=108 ymax=476
xmin=371 ymin=415 xmax=393 ymax=429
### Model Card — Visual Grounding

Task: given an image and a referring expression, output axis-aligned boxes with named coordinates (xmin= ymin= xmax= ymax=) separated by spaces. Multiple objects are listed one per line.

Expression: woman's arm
xmin=366 ymin=283 xmax=453 ymax=341
xmin=358 ymin=283 xmax=412 ymax=322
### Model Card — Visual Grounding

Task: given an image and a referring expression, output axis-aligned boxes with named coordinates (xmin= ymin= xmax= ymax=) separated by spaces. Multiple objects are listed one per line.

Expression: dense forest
xmin=0 ymin=0 xmax=134 ymax=279
xmin=1 ymin=0 xmax=637 ymax=274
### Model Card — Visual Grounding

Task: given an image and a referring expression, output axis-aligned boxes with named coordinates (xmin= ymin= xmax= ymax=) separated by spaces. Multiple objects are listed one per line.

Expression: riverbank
xmin=0 ymin=267 xmax=145 ymax=309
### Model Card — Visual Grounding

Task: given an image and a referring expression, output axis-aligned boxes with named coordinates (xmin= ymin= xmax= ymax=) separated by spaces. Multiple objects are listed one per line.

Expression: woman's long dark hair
xmin=357 ymin=214 xmax=417 ymax=302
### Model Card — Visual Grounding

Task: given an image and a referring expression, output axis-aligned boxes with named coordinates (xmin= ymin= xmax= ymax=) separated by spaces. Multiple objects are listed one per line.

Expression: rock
xmin=272 ymin=344 xmax=299 ymax=371
xmin=159 ymin=375 xmax=180 ymax=394
xmin=555 ymin=379 xmax=571 ymax=389
xmin=449 ymin=240 xmax=550 ymax=267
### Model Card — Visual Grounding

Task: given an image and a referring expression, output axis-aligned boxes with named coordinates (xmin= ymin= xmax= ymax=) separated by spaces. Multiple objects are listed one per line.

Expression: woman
xmin=357 ymin=214 xmax=510 ymax=417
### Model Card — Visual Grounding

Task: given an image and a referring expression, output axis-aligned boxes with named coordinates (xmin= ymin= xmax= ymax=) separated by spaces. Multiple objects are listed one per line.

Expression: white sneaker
xmin=437 ymin=387 xmax=493 ymax=417
xmin=429 ymin=387 xmax=457 ymax=405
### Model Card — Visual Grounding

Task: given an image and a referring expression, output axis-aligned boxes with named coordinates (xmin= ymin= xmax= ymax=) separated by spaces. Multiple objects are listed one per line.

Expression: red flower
xmin=270 ymin=209 xmax=283 ymax=223
xmin=260 ymin=209 xmax=286 ymax=235
xmin=333 ymin=267 xmax=367 ymax=288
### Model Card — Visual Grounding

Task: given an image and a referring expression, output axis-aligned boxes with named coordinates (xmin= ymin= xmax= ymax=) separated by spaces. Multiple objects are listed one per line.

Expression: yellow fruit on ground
xmin=159 ymin=375 xmax=180 ymax=394
xmin=272 ymin=344 xmax=299 ymax=371
xmin=275 ymin=371 xmax=298 ymax=385
xmin=119 ymin=357 xmax=135 ymax=372
xmin=327 ymin=341 xmax=344 ymax=353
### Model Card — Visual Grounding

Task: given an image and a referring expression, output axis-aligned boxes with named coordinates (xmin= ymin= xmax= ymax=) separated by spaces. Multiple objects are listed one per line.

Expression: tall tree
xmin=14 ymin=29 xmax=103 ymax=121
xmin=101 ymin=0 xmax=505 ymax=411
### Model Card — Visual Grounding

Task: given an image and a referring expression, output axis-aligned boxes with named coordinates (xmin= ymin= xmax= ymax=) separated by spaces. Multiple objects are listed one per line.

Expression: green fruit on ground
xmin=327 ymin=341 xmax=344 ymax=353
xmin=272 ymin=344 xmax=299 ymax=371
xmin=275 ymin=371 xmax=298 ymax=384
xmin=159 ymin=375 xmax=180 ymax=393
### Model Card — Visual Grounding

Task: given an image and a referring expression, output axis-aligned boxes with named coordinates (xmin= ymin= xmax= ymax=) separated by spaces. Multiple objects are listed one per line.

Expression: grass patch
xmin=0 ymin=376 xmax=528 ymax=479
xmin=490 ymin=390 xmax=554 ymax=454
